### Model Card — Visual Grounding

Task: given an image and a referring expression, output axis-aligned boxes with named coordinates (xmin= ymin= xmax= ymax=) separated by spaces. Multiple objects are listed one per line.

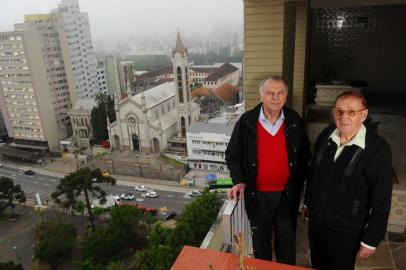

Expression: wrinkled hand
xmin=227 ymin=183 xmax=247 ymax=200
xmin=301 ymin=206 xmax=309 ymax=221
xmin=357 ymin=245 xmax=375 ymax=260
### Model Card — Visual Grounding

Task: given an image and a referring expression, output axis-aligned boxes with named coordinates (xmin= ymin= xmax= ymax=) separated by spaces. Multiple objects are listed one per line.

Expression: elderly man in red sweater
xmin=226 ymin=76 xmax=311 ymax=265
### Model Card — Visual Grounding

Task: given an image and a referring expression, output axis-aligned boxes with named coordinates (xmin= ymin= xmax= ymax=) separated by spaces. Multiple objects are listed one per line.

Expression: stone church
xmin=107 ymin=33 xmax=200 ymax=153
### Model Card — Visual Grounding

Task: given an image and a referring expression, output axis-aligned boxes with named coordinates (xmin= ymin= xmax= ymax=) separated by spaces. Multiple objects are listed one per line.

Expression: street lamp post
xmin=13 ymin=246 xmax=21 ymax=262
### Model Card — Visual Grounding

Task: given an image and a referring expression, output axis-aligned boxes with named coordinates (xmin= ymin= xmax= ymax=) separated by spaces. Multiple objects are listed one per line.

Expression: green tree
xmin=73 ymin=258 xmax=104 ymax=270
xmin=176 ymin=189 xmax=221 ymax=246
xmin=0 ymin=177 xmax=26 ymax=217
xmin=134 ymin=189 xmax=221 ymax=269
xmin=82 ymin=205 xmax=147 ymax=263
xmin=106 ymin=261 xmax=124 ymax=270
xmin=73 ymin=200 xmax=85 ymax=215
xmin=133 ymin=224 xmax=175 ymax=270
xmin=81 ymin=228 xmax=117 ymax=263
xmin=34 ymin=221 xmax=77 ymax=268
xmin=90 ymin=93 xmax=116 ymax=143
xmin=0 ymin=261 xmax=24 ymax=270
xmin=51 ymin=168 xmax=116 ymax=231
xmin=108 ymin=205 xmax=147 ymax=249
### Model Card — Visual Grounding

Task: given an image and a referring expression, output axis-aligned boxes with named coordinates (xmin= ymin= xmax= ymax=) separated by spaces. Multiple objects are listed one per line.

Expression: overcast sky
xmin=0 ymin=0 xmax=243 ymax=39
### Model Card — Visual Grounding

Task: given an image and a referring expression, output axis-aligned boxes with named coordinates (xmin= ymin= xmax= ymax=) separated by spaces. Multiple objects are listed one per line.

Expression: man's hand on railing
xmin=227 ymin=183 xmax=247 ymax=200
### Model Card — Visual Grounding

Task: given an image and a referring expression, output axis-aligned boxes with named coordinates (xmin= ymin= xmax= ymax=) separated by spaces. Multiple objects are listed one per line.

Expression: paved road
xmin=0 ymin=165 xmax=194 ymax=213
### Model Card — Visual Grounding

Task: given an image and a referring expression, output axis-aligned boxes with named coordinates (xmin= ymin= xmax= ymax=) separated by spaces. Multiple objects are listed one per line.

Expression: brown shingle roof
xmin=139 ymin=66 xmax=172 ymax=79
xmin=190 ymin=67 xmax=219 ymax=74
xmin=203 ymin=63 xmax=238 ymax=82
xmin=213 ymin=83 xmax=240 ymax=102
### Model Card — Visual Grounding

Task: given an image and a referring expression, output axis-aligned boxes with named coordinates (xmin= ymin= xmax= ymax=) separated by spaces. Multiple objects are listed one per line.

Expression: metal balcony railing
xmin=222 ymin=199 xmax=253 ymax=257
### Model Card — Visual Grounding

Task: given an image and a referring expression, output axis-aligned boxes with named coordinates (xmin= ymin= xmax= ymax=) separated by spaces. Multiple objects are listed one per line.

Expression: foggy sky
xmin=0 ymin=0 xmax=243 ymax=39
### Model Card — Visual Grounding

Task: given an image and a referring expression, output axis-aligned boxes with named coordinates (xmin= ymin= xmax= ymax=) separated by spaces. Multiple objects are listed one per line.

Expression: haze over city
xmin=0 ymin=0 xmax=244 ymax=52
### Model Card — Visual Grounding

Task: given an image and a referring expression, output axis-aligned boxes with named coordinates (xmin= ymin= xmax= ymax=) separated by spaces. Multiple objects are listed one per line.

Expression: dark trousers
xmin=250 ymin=191 xmax=296 ymax=265
xmin=308 ymin=218 xmax=361 ymax=270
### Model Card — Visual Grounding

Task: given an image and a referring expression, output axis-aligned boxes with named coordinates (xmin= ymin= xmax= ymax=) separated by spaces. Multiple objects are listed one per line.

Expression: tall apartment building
xmin=118 ymin=61 xmax=135 ymax=95
xmin=0 ymin=27 xmax=71 ymax=151
xmin=96 ymin=64 xmax=108 ymax=95
xmin=105 ymin=55 xmax=121 ymax=98
xmin=52 ymin=0 xmax=99 ymax=100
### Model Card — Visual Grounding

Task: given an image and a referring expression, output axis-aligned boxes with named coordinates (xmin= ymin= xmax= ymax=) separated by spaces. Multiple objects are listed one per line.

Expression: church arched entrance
xmin=132 ymin=134 xmax=140 ymax=151
xmin=152 ymin=138 xmax=160 ymax=153
xmin=114 ymin=135 xmax=120 ymax=150
xmin=180 ymin=116 xmax=186 ymax=137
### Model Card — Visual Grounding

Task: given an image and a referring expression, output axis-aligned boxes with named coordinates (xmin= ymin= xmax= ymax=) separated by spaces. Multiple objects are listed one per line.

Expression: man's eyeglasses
xmin=333 ymin=108 xmax=366 ymax=117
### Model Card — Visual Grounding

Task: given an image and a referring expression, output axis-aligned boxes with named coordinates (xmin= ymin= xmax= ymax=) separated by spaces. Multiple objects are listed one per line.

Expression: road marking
xmin=0 ymin=173 xmax=14 ymax=179
xmin=166 ymin=194 xmax=174 ymax=198
xmin=50 ymin=179 xmax=57 ymax=182
xmin=136 ymin=198 xmax=144 ymax=202
xmin=44 ymin=183 xmax=50 ymax=186
xmin=33 ymin=181 xmax=39 ymax=184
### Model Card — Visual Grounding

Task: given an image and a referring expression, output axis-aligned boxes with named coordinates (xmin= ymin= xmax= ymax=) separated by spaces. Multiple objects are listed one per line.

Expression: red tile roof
xmin=204 ymin=63 xmax=238 ymax=82
xmin=172 ymin=246 xmax=312 ymax=270
xmin=214 ymin=83 xmax=240 ymax=102
xmin=191 ymin=87 xmax=211 ymax=98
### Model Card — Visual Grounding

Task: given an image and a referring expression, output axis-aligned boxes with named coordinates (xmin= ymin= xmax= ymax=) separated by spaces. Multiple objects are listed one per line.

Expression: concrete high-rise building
xmin=118 ymin=61 xmax=135 ymax=95
xmin=104 ymin=55 xmax=121 ymax=98
xmin=52 ymin=0 xmax=100 ymax=100
xmin=0 ymin=27 xmax=72 ymax=152
xmin=96 ymin=64 xmax=108 ymax=95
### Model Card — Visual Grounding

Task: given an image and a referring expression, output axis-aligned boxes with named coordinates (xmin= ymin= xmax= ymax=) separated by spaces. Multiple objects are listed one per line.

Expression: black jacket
xmin=305 ymin=125 xmax=393 ymax=247
xmin=225 ymin=103 xmax=311 ymax=221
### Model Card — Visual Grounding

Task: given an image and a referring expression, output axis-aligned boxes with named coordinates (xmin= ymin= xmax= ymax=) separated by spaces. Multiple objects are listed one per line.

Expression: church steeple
xmin=172 ymin=31 xmax=191 ymax=138
xmin=174 ymin=31 xmax=186 ymax=54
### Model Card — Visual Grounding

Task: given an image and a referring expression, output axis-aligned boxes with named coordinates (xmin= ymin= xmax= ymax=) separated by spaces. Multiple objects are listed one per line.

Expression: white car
xmin=135 ymin=185 xmax=148 ymax=192
xmin=120 ymin=193 xmax=135 ymax=200
xmin=188 ymin=190 xmax=202 ymax=197
xmin=145 ymin=191 xmax=158 ymax=198
xmin=0 ymin=163 xmax=3 ymax=167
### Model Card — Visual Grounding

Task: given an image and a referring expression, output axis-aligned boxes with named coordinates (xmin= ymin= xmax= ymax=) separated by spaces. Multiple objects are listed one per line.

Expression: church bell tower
xmin=172 ymin=32 xmax=191 ymax=138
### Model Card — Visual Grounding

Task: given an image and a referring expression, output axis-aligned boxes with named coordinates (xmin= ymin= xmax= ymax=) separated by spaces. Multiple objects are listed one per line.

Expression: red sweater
xmin=256 ymin=121 xmax=290 ymax=191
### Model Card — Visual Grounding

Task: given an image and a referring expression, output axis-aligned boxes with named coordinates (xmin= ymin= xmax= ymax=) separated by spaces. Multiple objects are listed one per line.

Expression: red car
xmin=135 ymin=204 xmax=157 ymax=215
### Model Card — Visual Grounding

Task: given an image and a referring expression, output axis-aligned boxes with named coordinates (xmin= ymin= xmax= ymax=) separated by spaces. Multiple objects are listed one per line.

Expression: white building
xmin=187 ymin=122 xmax=233 ymax=172
xmin=186 ymin=104 xmax=244 ymax=172
xmin=107 ymin=33 xmax=200 ymax=153
xmin=53 ymin=0 xmax=100 ymax=100
xmin=96 ymin=66 xmax=108 ymax=94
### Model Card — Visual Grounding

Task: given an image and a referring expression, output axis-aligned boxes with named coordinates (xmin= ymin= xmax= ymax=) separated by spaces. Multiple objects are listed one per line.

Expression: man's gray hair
xmin=258 ymin=76 xmax=289 ymax=97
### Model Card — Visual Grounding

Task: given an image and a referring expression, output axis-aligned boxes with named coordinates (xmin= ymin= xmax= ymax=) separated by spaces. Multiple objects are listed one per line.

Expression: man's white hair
xmin=258 ymin=76 xmax=289 ymax=97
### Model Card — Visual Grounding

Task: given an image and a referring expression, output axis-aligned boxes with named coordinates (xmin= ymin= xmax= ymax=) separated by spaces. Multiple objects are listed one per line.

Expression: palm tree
xmin=52 ymin=168 xmax=116 ymax=231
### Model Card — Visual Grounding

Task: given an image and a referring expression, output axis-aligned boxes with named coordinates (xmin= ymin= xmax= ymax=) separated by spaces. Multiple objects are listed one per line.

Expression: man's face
xmin=333 ymin=96 xmax=368 ymax=136
xmin=261 ymin=80 xmax=287 ymax=114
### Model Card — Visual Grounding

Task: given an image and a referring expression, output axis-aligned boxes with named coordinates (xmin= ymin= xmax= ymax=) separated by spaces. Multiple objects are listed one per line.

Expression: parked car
xmin=91 ymin=195 xmax=120 ymax=211
xmin=160 ymin=211 xmax=177 ymax=221
xmin=24 ymin=169 xmax=35 ymax=175
xmin=0 ymin=142 xmax=6 ymax=147
xmin=120 ymin=193 xmax=135 ymax=200
xmin=0 ymin=163 xmax=3 ymax=167
xmin=102 ymin=171 xmax=110 ymax=177
xmin=188 ymin=190 xmax=202 ymax=197
xmin=135 ymin=185 xmax=148 ymax=192
xmin=135 ymin=204 xmax=157 ymax=215
xmin=145 ymin=191 xmax=158 ymax=198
